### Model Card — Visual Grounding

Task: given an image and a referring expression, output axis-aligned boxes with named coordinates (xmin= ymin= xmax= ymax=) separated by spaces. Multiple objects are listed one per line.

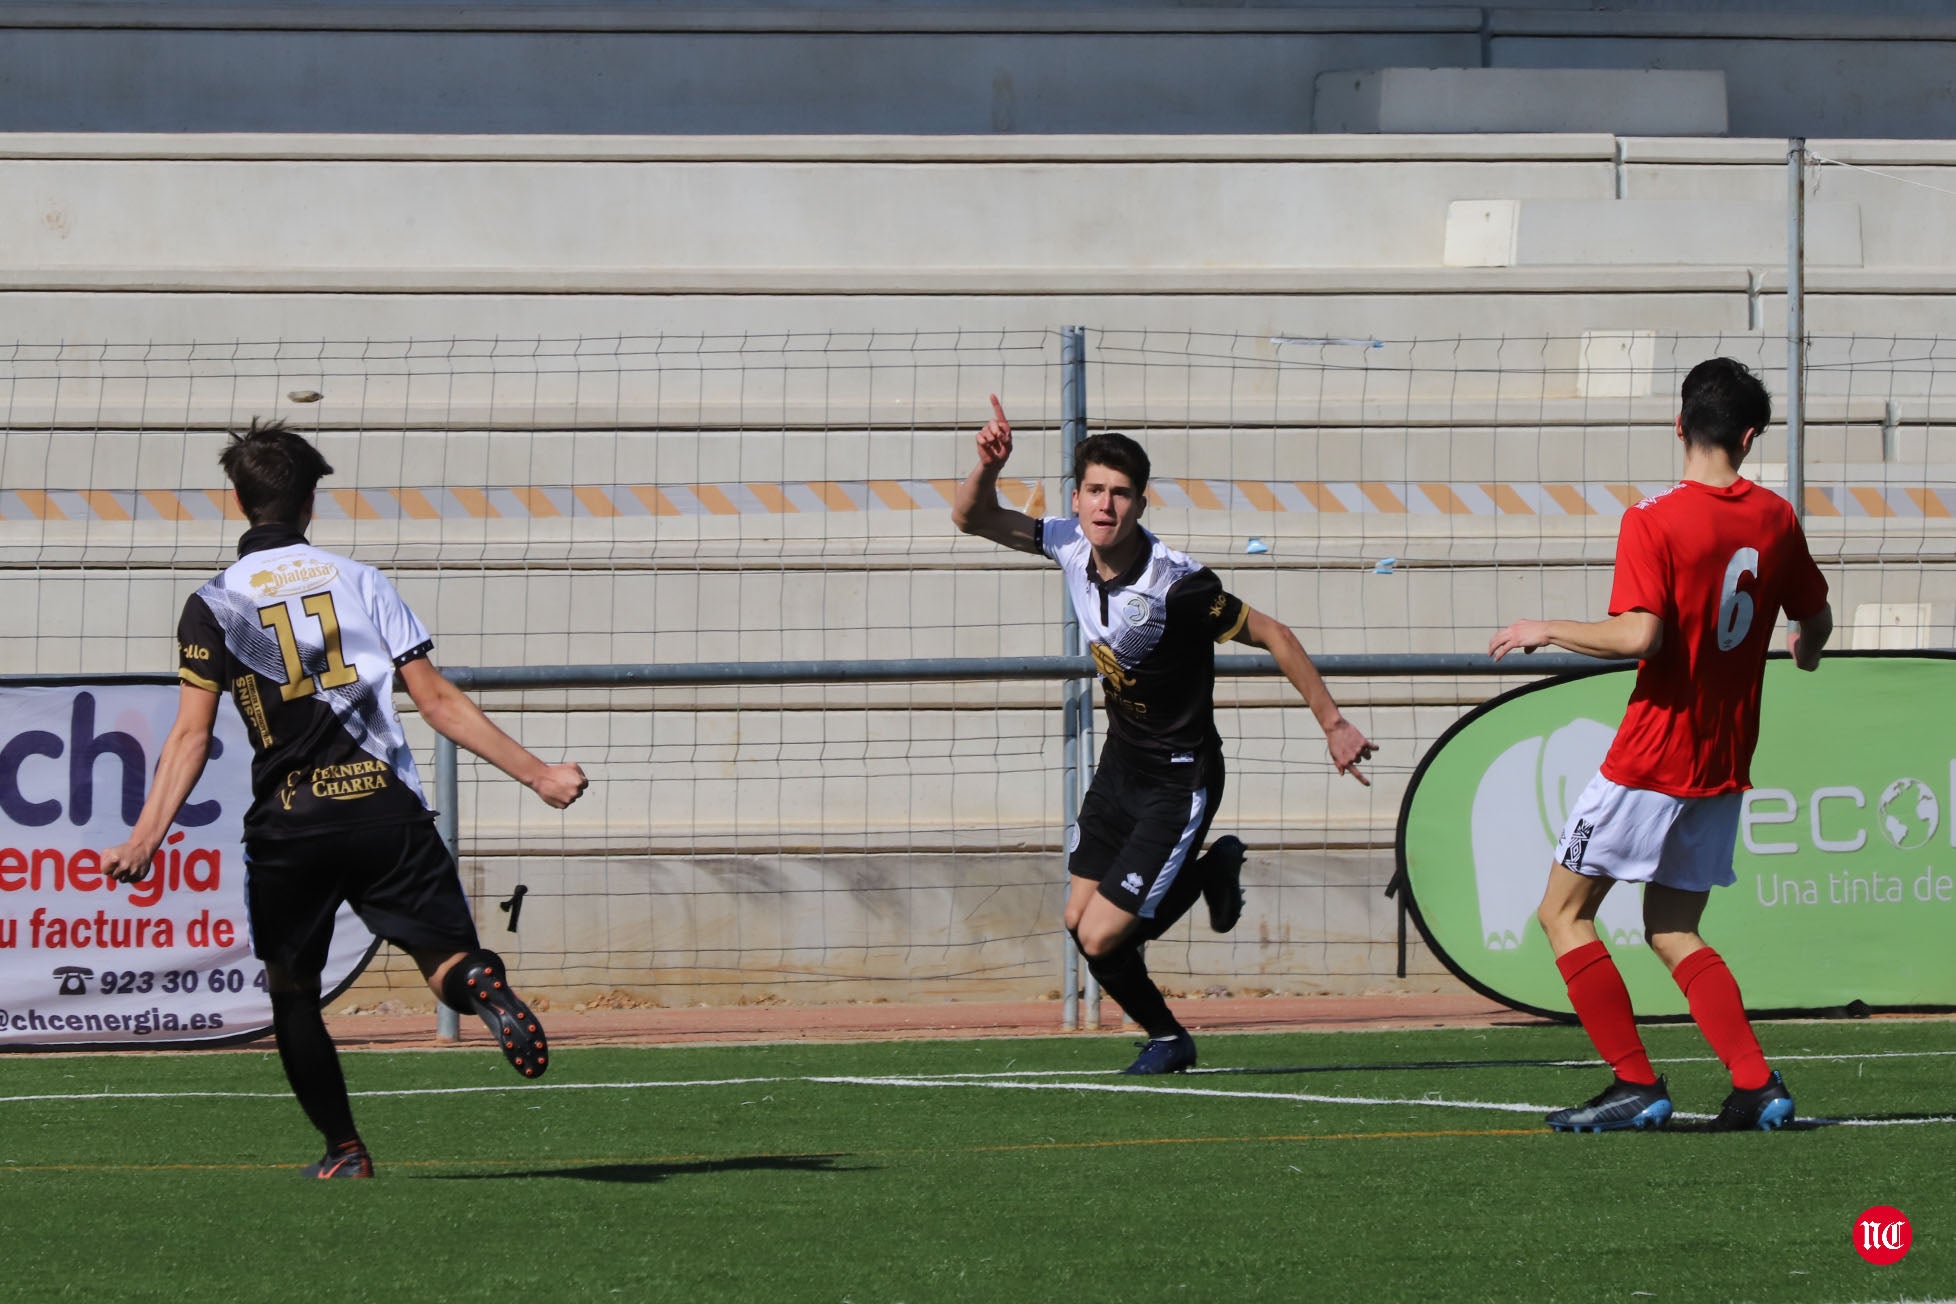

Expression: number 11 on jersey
xmin=259 ymin=593 xmax=359 ymax=700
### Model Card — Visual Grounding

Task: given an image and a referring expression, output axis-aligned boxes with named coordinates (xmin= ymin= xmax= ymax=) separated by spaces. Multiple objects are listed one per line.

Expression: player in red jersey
xmin=1490 ymin=358 xmax=1833 ymax=1132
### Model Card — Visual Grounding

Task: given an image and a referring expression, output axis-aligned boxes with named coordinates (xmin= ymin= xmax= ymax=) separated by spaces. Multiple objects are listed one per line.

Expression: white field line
xmin=0 ymin=1060 xmax=1951 ymax=1127
xmin=9 ymin=1043 xmax=1945 ymax=1105
xmin=1609 ymin=1050 xmax=1956 ymax=1069
xmin=808 ymin=1074 xmax=1556 ymax=1114
xmin=0 ymin=1074 xmax=1558 ymax=1114
xmin=803 ymin=1075 xmax=1956 ymax=1126
xmin=0 ymin=1075 xmax=803 ymax=1105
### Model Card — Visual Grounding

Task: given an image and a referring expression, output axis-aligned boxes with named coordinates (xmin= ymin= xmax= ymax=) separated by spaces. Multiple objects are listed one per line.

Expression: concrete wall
xmin=8 ymin=129 xmax=1956 ymax=1004
xmin=5 ymin=2 xmax=1956 ymax=139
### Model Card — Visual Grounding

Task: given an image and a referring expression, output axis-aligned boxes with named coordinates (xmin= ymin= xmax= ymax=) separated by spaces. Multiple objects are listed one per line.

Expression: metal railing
xmin=429 ymin=649 xmax=1625 ymax=1039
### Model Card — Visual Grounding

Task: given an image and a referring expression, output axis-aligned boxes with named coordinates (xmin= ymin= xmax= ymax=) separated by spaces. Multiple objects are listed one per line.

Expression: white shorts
xmin=1554 ymin=774 xmax=1742 ymax=892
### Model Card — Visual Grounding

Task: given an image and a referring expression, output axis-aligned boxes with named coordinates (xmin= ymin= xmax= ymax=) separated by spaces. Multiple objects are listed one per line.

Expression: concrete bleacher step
xmin=1445 ymin=200 xmax=1862 ymax=268
xmin=12 ymin=419 xmax=1956 ymax=505
xmin=1314 ymin=67 xmax=1728 ymax=136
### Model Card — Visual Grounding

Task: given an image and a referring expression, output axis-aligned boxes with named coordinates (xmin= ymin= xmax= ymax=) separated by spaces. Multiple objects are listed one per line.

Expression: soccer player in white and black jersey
xmin=955 ymin=398 xmax=1375 ymax=1073
xmin=101 ymin=420 xmax=588 ymax=1178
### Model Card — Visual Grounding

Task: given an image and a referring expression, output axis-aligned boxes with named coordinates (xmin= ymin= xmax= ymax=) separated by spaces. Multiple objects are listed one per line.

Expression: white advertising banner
xmin=0 ymin=680 xmax=377 ymax=1049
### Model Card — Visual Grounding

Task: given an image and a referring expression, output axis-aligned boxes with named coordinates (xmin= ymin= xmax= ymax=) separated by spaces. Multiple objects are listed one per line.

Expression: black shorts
xmin=1069 ymin=742 xmax=1224 ymax=928
xmin=243 ymin=820 xmax=480 ymax=976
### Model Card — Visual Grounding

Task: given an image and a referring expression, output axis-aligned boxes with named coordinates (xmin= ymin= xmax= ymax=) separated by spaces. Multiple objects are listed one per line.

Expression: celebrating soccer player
xmin=101 ymin=419 xmax=588 ymax=1178
xmin=954 ymin=397 xmax=1374 ymax=1074
xmin=1490 ymin=357 xmax=1833 ymax=1132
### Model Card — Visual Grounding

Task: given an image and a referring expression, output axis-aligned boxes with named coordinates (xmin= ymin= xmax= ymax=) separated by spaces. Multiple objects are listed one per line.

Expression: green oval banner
xmin=1396 ymin=653 xmax=1956 ymax=1018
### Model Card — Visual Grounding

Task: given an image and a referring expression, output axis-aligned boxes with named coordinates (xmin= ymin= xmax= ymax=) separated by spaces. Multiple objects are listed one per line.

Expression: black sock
xmin=269 ymin=990 xmax=359 ymax=1150
xmin=439 ymin=949 xmax=503 ymax=1011
xmin=1141 ymin=862 xmax=1210 ymax=939
xmin=1083 ymin=940 xmax=1183 ymax=1040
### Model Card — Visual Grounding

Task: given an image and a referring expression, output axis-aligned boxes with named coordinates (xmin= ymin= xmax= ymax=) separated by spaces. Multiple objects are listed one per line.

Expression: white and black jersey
xmin=177 ymin=524 xmax=436 ymax=842
xmin=1038 ymin=516 xmax=1248 ymax=771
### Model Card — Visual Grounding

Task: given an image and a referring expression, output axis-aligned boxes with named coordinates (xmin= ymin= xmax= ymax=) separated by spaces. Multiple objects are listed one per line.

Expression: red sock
xmin=1673 ymin=946 xmax=1770 ymax=1091
xmin=1556 ymin=940 xmax=1657 ymax=1085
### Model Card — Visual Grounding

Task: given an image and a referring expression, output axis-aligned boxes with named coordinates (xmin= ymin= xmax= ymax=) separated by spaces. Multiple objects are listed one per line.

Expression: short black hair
xmin=218 ymin=418 xmax=333 ymax=526
xmin=1072 ymin=432 xmax=1150 ymax=495
xmin=1679 ymin=357 xmax=1772 ymax=456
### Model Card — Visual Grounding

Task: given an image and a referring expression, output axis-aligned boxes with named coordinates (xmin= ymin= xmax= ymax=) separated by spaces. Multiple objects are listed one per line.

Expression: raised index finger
xmin=989 ymin=394 xmax=1008 ymax=426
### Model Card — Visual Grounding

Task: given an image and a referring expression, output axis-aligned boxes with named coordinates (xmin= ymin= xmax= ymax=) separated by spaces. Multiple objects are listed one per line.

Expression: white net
xmin=1083 ymin=326 xmax=1956 ymax=996
xmin=2 ymin=326 xmax=1948 ymax=1007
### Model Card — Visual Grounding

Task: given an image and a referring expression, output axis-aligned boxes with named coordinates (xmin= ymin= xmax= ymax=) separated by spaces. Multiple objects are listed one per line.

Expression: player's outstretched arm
xmin=103 ymin=686 xmax=221 ymax=883
xmin=1789 ymin=602 xmax=1833 ymax=671
xmin=1488 ymin=611 xmax=1662 ymax=662
xmin=398 ymin=658 xmax=589 ymax=809
xmin=950 ymin=394 xmax=1042 ymax=555
xmin=1235 ymin=607 xmax=1377 ymax=786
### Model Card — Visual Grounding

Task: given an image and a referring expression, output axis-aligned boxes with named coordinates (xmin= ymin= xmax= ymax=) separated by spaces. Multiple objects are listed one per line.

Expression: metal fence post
xmin=1787 ymin=137 xmax=1807 ymax=523
xmin=1059 ymin=325 xmax=1095 ymax=1030
xmin=434 ymin=733 xmax=461 ymax=1043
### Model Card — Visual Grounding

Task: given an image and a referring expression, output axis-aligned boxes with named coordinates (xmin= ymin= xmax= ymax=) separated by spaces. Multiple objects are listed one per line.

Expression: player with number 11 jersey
xmin=177 ymin=529 xmax=438 ymax=840
xmin=103 ymin=419 xmax=588 ymax=1179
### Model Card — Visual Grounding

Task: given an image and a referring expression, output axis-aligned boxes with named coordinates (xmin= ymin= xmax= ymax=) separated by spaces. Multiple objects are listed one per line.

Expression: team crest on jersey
xmin=250 ymin=556 xmax=340 ymax=599
xmin=1120 ymin=594 xmax=1152 ymax=628
xmin=1564 ymin=818 xmax=1595 ymax=871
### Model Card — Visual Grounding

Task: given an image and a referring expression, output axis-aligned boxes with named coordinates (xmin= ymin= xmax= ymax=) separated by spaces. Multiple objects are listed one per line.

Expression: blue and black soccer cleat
xmin=300 ymin=1143 xmax=374 ymax=1179
xmin=1201 ymin=835 xmax=1248 ymax=934
xmin=458 ymin=955 xmax=550 ymax=1080
xmin=1122 ymin=1031 xmax=1198 ymax=1076
xmin=1545 ymin=1076 xmax=1673 ymax=1132
xmin=1711 ymin=1070 xmax=1795 ymax=1131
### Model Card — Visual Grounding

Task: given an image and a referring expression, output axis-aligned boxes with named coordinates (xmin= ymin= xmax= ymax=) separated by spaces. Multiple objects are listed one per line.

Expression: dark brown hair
xmin=218 ymin=418 xmax=333 ymax=526
xmin=1679 ymin=357 xmax=1772 ymax=456
xmin=1072 ymin=431 xmax=1150 ymax=494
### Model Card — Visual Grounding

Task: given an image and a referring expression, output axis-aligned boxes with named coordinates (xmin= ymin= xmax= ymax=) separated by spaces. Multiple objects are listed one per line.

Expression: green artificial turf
xmin=1 ymin=1020 xmax=1950 ymax=1303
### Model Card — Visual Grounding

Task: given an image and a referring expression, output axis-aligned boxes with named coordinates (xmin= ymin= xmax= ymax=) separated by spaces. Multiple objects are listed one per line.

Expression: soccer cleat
xmin=1711 ymin=1070 xmax=1795 ymax=1131
xmin=1122 ymin=1031 xmax=1198 ymax=1076
xmin=459 ymin=957 xmax=550 ymax=1080
xmin=300 ymin=1145 xmax=374 ymax=1179
xmin=1545 ymin=1076 xmax=1673 ymax=1133
xmin=1201 ymin=835 xmax=1248 ymax=934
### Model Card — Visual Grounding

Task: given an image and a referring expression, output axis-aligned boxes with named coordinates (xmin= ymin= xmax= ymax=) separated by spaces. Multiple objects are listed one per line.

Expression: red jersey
xmin=1599 ymin=477 xmax=1828 ymax=797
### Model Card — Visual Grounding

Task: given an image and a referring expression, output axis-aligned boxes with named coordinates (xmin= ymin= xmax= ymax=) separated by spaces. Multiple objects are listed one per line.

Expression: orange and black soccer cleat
xmin=301 ymin=1142 xmax=375 ymax=1179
